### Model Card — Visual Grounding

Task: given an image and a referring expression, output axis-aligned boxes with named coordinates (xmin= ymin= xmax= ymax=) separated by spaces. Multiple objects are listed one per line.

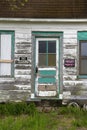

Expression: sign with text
xmin=20 ymin=57 xmax=27 ymax=61
xmin=64 ymin=59 xmax=75 ymax=67
xmin=18 ymin=56 xmax=28 ymax=64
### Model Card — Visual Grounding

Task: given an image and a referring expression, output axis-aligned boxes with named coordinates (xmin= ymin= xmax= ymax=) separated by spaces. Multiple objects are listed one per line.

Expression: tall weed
xmin=0 ymin=102 xmax=37 ymax=116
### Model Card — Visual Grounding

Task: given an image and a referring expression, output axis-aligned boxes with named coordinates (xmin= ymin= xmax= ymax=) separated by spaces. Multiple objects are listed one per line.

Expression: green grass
xmin=0 ymin=113 xmax=52 ymax=130
xmin=0 ymin=103 xmax=87 ymax=130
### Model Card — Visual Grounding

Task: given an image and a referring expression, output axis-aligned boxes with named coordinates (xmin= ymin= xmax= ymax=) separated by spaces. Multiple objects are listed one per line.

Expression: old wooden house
xmin=0 ymin=0 xmax=87 ymax=106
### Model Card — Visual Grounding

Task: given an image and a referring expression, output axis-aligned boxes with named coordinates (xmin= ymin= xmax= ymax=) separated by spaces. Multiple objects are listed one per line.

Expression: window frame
xmin=79 ymin=40 xmax=87 ymax=77
xmin=0 ymin=30 xmax=15 ymax=78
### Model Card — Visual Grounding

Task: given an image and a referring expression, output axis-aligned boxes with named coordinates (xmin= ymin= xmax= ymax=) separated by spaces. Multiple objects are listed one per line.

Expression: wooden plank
xmin=38 ymin=85 xmax=57 ymax=91
xmin=0 ymin=60 xmax=13 ymax=63
xmin=38 ymin=77 xmax=56 ymax=84
xmin=38 ymin=91 xmax=57 ymax=97
xmin=39 ymin=70 xmax=56 ymax=76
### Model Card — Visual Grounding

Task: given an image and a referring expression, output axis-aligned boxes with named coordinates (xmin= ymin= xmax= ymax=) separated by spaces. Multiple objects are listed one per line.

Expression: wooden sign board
xmin=64 ymin=59 xmax=75 ymax=67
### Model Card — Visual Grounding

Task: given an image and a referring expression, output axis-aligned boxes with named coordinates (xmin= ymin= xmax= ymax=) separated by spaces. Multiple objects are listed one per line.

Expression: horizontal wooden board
xmin=38 ymin=91 xmax=57 ymax=97
xmin=38 ymin=77 xmax=56 ymax=84
xmin=38 ymin=85 xmax=57 ymax=91
xmin=0 ymin=60 xmax=13 ymax=63
xmin=39 ymin=70 xmax=56 ymax=76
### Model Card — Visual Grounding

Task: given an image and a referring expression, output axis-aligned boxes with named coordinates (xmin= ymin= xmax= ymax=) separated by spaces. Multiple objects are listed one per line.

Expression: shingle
xmin=0 ymin=0 xmax=87 ymax=18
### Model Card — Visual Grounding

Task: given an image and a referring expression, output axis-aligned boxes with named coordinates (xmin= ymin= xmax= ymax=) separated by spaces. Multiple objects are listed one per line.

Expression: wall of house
xmin=0 ymin=21 xmax=87 ymax=102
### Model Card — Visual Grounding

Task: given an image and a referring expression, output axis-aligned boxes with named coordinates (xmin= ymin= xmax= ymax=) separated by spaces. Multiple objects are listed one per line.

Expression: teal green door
xmin=35 ymin=38 xmax=59 ymax=97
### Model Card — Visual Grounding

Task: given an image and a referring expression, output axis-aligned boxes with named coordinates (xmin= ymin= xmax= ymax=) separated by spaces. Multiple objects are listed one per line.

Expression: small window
xmin=0 ymin=31 xmax=14 ymax=77
xmin=39 ymin=40 xmax=56 ymax=67
xmin=79 ymin=41 xmax=87 ymax=75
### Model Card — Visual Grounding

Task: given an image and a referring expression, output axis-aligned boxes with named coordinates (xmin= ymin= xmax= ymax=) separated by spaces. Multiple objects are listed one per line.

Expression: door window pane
xmin=48 ymin=41 xmax=56 ymax=53
xmin=39 ymin=54 xmax=47 ymax=66
xmin=38 ymin=40 xmax=56 ymax=67
xmin=39 ymin=41 xmax=46 ymax=53
xmin=48 ymin=54 xmax=56 ymax=66
xmin=81 ymin=42 xmax=87 ymax=56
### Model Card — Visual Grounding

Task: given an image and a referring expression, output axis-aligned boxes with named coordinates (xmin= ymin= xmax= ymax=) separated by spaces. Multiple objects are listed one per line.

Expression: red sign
xmin=64 ymin=59 xmax=75 ymax=67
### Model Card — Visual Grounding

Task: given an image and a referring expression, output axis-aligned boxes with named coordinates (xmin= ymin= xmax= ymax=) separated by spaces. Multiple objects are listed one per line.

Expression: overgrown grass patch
xmin=57 ymin=106 xmax=87 ymax=129
xmin=0 ymin=112 xmax=52 ymax=130
xmin=0 ymin=103 xmax=87 ymax=130
xmin=0 ymin=102 xmax=37 ymax=116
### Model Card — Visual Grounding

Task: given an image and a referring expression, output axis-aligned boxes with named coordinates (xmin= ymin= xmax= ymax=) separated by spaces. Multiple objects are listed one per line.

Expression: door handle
xmin=35 ymin=66 xmax=38 ymax=73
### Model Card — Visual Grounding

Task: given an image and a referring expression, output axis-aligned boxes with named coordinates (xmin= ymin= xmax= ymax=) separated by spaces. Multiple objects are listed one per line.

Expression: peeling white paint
xmin=9 ymin=90 xmax=31 ymax=93
xmin=15 ymin=69 xmax=31 ymax=75
xmin=15 ymin=85 xmax=31 ymax=90
xmin=38 ymin=91 xmax=57 ymax=97
xmin=63 ymin=75 xmax=77 ymax=80
xmin=0 ymin=78 xmax=14 ymax=83
xmin=64 ymin=81 xmax=83 ymax=84
xmin=59 ymin=94 xmax=63 ymax=99
xmin=31 ymin=93 xmax=35 ymax=99
xmin=15 ymin=75 xmax=31 ymax=79
xmin=63 ymin=91 xmax=71 ymax=99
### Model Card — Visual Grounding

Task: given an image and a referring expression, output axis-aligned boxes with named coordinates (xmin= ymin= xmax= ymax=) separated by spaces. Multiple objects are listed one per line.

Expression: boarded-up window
xmin=0 ymin=31 xmax=14 ymax=77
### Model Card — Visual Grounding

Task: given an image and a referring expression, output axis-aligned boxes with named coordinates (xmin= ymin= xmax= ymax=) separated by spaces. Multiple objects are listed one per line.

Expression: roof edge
xmin=0 ymin=18 xmax=87 ymax=22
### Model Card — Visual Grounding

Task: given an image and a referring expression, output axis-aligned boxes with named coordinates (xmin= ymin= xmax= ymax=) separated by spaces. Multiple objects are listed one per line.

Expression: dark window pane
xmin=81 ymin=42 xmax=87 ymax=56
xmin=48 ymin=41 xmax=56 ymax=53
xmin=48 ymin=54 xmax=56 ymax=66
xmin=80 ymin=59 xmax=87 ymax=74
xmin=39 ymin=41 xmax=46 ymax=53
xmin=39 ymin=54 xmax=47 ymax=66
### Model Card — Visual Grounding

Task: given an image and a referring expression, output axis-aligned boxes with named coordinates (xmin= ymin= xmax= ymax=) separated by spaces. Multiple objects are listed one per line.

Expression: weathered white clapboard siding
xmin=15 ymin=69 xmax=31 ymax=75
xmin=0 ymin=21 xmax=87 ymax=102
xmin=63 ymin=27 xmax=87 ymax=100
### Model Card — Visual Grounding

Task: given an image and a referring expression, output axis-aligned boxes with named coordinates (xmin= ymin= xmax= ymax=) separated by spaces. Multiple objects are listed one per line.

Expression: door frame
xmin=31 ymin=31 xmax=63 ymax=99
xmin=35 ymin=38 xmax=59 ymax=97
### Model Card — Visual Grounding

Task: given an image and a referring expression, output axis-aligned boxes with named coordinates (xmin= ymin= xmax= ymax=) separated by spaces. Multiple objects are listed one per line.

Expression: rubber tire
xmin=68 ymin=102 xmax=80 ymax=108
